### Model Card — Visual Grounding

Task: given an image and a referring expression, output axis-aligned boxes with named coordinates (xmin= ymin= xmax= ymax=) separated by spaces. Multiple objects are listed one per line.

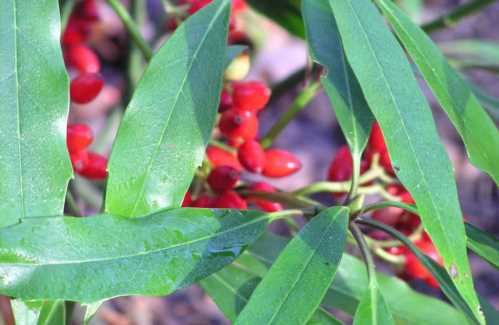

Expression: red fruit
xmin=371 ymin=185 xmax=408 ymax=226
xmin=192 ymin=194 xmax=216 ymax=208
xmin=368 ymin=122 xmax=387 ymax=153
xmin=65 ymin=45 xmax=101 ymax=73
xmin=67 ymin=124 xmax=93 ymax=153
xmin=185 ymin=0 xmax=212 ymax=14
xmin=237 ymin=140 xmax=266 ymax=173
xmin=219 ymin=90 xmax=233 ymax=112
xmin=207 ymin=166 xmax=240 ymax=192
xmin=214 ymin=191 xmax=247 ymax=209
xmin=206 ymin=146 xmax=242 ymax=171
xmin=232 ymin=81 xmax=271 ymax=112
xmin=404 ymin=237 xmax=443 ymax=289
xmin=327 ymin=146 xmax=354 ymax=182
xmin=262 ymin=149 xmax=301 ymax=178
xmin=70 ymin=150 xmax=89 ymax=174
xmin=77 ymin=152 xmax=107 ymax=180
xmin=182 ymin=192 xmax=193 ymax=207
xmin=62 ymin=25 xmax=85 ymax=47
xmin=232 ymin=0 xmax=247 ymax=14
xmin=70 ymin=73 xmax=104 ymax=104
xmin=246 ymin=182 xmax=283 ymax=212
xmin=219 ymin=109 xmax=258 ymax=142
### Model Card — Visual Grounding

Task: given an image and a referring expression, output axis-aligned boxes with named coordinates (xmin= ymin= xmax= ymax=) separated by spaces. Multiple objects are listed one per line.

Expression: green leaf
xmin=465 ymin=222 xmax=499 ymax=269
xmin=480 ymin=297 xmax=499 ymax=325
xmin=0 ymin=208 xmax=269 ymax=303
xmin=302 ymin=0 xmax=373 ymax=192
xmin=105 ymin=0 xmax=230 ymax=217
xmin=246 ymin=0 xmax=304 ymax=38
xmin=376 ymin=0 xmax=499 ymax=184
xmin=250 ymin=232 xmax=468 ymax=325
xmin=236 ymin=207 xmax=349 ymax=325
xmin=328 ymin=0 xmax=482 ymax=321
xmin=83 ymin=301 xmax=104 ymax=325
xmin=0 ymin=0 xmax=72 ymax=227
xmin=439 ymin=39 xmax=499 ymax=71
xmin=468 ymin=81 xmax=499 ymax=119
xmin=352 ymin=281 xmax=394 ymax=325
xmin=12 ymin=300 xmax=65 ymax=325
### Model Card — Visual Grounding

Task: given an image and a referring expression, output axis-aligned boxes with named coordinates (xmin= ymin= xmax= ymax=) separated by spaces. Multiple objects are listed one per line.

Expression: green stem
xmin=239 ymin=190 xmax=324 ymax=209
xmin=61 ymin=0 xmax=76 ymax=31
xmin=356 ymin=200 xmax=418 ymax=217
xmin=128 ymin=0 xmax=147 ymax=87
xmin=350 ymin=222 xmax=377 ymax=281
xmin=422 ymin=0 xmax=497 ymax=33
xmin=106 ymin=0 xmax=153 ymax=61
xmin=209 ymin=139 xmax=236 ymax=153
xmin=260 ymin=82 xmax=321 ymax=148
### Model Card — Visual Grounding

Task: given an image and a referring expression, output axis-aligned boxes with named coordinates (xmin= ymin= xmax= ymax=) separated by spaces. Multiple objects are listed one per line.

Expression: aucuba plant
xmin=0 ymin=0 xmax=498 ymax=324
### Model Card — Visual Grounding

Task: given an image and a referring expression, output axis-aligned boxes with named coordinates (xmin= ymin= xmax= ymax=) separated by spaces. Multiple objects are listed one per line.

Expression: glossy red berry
xmin=192 ymin=194 xmax=216 ymax=208
xmin=182 ymin=192 xmax=193 ymax=207
xmin=77 ymin=152 xmax=107 ymax=180
xmin=67 ymin=124 xmax=93 ymax=153
xmin=237 ymin=140 xmax=266 ymax=173
xmin=219 ymin=90 xmax=233 ymax=112
xmin=70 ymin=73 xmax=104 ymax=104
xmin=70 ymin=150 xmax=89 ymax=174
xmin=214 ymin=191 xmax=247 ymax=209
xmin=206 ymin=146 xmax=242 ymax=171
xmin=327 ymin=146 xmax=354 ymax=182
xmin=65 ymin=45 xmax=101 ymax=73
xmin=219 ymin=109 xmax=258 ymax=143
xmin=368 ymin=122 xmax=387 ymax=153
xmin=232 ymin=81 xmax=271 ymax=112
xmin=246 ymin=182 xmax=283 ymax=212
xmin=207 ymin=166 xmax=240 ymax=192
xmin=262 ymin=149 xmax=301 ymax=178
xmin=404 ymin=237 xmax=442 ymax=289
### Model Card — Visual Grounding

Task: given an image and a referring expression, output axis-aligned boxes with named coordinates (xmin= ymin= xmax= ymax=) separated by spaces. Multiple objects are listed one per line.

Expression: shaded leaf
xmin=0 ymin=208 xmax=269 ymax=303
xmin=0 ymin=0 xmax=72 ymax=227
xmin=376 ymin=0 xmax=499 ymax=184
xmin=105 ymin=0 xmax=230 ymax=217
xmin=328 ymin=0 xmax=482 ymax=321
xmin=236 ymin=207 xmax=349 ymax=324
xmin=465 ymin=222 xmax=499 ymax=269
xmin=440 ymin=39 xmax=499 ymax=71
xmin=246 ymin=0 xmax=304 ymax=38
xmin=12 ymin=300 xmax=65 ymax=325
xmin=352 ymin=282 xmax=394 ymax=325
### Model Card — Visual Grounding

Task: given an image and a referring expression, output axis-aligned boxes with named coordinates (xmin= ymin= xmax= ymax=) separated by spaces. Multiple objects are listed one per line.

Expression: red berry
xmin=214 ymin=191 xmax=247 ymax=209
xmin=70 ymin=150 xmax=89 ymax=174
xmin=192 ymin=194 xmax=216 ymax=208
xmin=232 ymin=81 xmax=271 ymax=112
xmin=67 ymin=124 xmax=93 ymax=153
xmin=182 ymin=192 xmax=193 ymax=207
xmin=219 ymin=109 xmax=258 ymax=143
xmin=369 ymin=122 xmax=387 ymax=153
xmin=207 ymin=166 xmax=240 ymax=192
xmin=404 ymin=237 xmax=442 ymax=289
xmin=77 ymin=152 xmax=107 ymax=180
xmin=246 ymin=182 xmax=283 ymax=212
xmin=206 ymin=146 xmax=242 ymax=171
xmin=262 ymin=149 xmax=301 ymax=178
xmin=70 ymin=73 xmax=104 ymax=104
xmin=219 ymin=90 xmax=233 ymax=112
xmin=328 ymin=146 xmax=354 ymax=182
xmin=65 ymin=45 xmax=101 ymax=73
xmin=237 ymin=140 xmax=266 ymax=173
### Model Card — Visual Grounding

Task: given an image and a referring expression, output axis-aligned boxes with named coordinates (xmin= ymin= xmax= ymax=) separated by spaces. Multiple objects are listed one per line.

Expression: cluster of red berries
xmin=183 ymin=81 xmax=302 ymax=211
xmin=327 ymin=122 xmax=443 ymax=288
xmin=63 ymin=0 xmax=107 ymax=180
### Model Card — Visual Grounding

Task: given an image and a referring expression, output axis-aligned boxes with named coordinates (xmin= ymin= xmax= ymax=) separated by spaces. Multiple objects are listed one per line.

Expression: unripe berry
xmin=237 ymin=140 xmax=266 ymax=173
xmin=65 ymin=45 xmax=101 ymax=73
xmin=219 ymin=109 xmax=258 ymax=143
xmin=225 ymin=52 xmax=250 ymax=81
xmin=70 ymin=73 xmax=104 ymax=104
xmin=214 ymin=190 xmax=247 ymax=209
xmin=77 ymin=152 xmax=107 ymax=180
xmin=206 ymin=146 xmax=242 ymax=171
xmin=262 ymin=149 xmax=301 ymax=178
xmin=67 ymin=124 xmax=93 ymax=153
xmin=246 ymin=182 xmax=282 ymax=212
xmin=232 ymin=81 xmax=271 ymax=112
xmin=207 ymin=166 xmax=240 ymax=192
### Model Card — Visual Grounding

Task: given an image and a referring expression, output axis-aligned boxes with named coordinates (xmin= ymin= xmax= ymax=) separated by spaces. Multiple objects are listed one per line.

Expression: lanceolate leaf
xmin=0 ymin=0 xmax=72 ymax=227
xmin=439 ymin=39 xmax=499 ymax=71
xmin=246 ymin=0 xmax=304 ymax=38
xmin=0 ymin=208 xmax=268 ymax=303
xmin=12 ymin=300 xmax=65 ymax=325
xmin=465 ymin=222 xmax=499 ymax=269
xmin=302 ymin=0 xmax=373 ymax=189
xmin=248 ymin=233 xmax=468 ymax=325
xmin=376 ymin=0 xmax=499 ymax=184
xmin=352 ymin=281 xmax=394 ymax=325
xmin=328 ymin=0 xmax=482 ymax=321
xmin=236 ymin=207 xmax=349 ymax=325
xmin=105 ymin=0 xmax=230 ymax=217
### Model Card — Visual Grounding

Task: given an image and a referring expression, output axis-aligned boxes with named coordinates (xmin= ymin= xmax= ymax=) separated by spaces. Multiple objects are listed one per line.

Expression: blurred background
xmin=1 ymin=0 xmax=498 ymax=323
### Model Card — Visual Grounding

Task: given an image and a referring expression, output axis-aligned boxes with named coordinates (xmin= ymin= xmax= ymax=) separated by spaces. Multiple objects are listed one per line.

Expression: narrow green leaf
xmin=302 ymin=0 xmax=373 ymax=191
xmin=246 ymin=0 xmax=304 ymax=38
xmin=0 ymin=0 xmax=72 ymax=227
xmin=236 ymin=207 xmax=349 ymax=325
xmin=468 ymin=81 xmax=499 ymax=119
xmin=0 ymin=208 xmax=268 ymax=303
xmin=440 ymin=39 xmax=499 ymax=71
xmin=250 ymin=232 xmax=468 ymax=325
xmin=466 ymin=222 xmax=499 ymax=269
xmin=480 ymin=297 xmax=499 ymax=325
xmin=105 ymin=0 xmax=230 ymax=217
xmin=376 ymin=0 xmax=499 ymax=184
xmin=352 ymin=281 xmax=394 ymax=325
xmin=328 ymin=0 xmax=482 ymax=321
xmin=12 ymin=300 xmax=65 ymax=325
